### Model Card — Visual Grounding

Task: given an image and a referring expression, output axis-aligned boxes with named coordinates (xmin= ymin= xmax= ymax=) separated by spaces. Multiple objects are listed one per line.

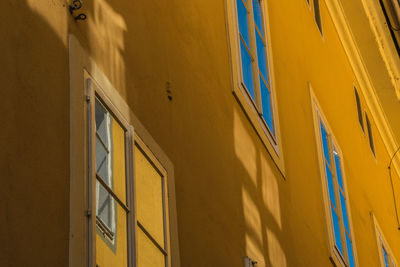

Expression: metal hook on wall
xmin=69 ymin=0 xmax=87 ymax=21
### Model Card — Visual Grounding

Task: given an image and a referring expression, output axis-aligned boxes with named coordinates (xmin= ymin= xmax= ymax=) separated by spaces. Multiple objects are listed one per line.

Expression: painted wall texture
xmin=1 ymin=0 xmax=400 ymax=266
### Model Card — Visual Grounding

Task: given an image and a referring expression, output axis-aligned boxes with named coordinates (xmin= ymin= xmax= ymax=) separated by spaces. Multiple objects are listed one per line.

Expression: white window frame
xmin=134 ymin=135 xmax=171 ymax=267
xmin=310 ymin=87 xmax=359 ymax=267
xmin=87 ymin=74 xmax=172 ymax=267
xmin=371 ymin=213 xmax=399 ymax=267
xmin=88 ymin=77 xmax=135 ymax=266
xmin=226 ymin=0 xmax=285 ymax=176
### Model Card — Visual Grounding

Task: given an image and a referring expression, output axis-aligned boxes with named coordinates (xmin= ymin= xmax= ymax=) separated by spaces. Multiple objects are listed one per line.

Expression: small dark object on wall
xmin=166 ymin=82 xmax=173 ymax=101
xmin=69 ymin=0 xmax=87 ymax=21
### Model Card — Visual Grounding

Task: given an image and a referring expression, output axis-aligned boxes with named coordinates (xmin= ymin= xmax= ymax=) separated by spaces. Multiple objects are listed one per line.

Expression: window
xmin=311 ymin=93 xmax=357 ymax=267
xmin=94 ymin=96 xmax=130 ymax=266
xmin=236 ymin=0 xmax=275 ymax=135
xmin=314 ymin=0 xmax=322 ymax=34
xmin=307 ymin=0 xmax=322 ymax=34
xmin=135 ymin=139 xmax=170 ymax=267
xmin=91 ymin=88 xmax=171 ymax=267
xmin=69 ymin=38 xmax=178 ymax=267
xmin=353 ymin=87 xmax=376 ymax=157
xmin=318 ymin=121 xmax=356 ymax=267
xmin=354 ymin=88 xmax=364 ymax=132
xmin=228 ymin=0 xmax=285 ymax=174
xmin=95 ymin=99 xmax=117 ymax=240
xmin=365 ymin=113 xmax=376 ymax=156
xmin=372 ymin=214 xmax=398 ymax=267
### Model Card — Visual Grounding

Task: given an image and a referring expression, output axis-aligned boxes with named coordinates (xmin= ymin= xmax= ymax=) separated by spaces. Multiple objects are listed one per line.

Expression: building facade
xmin=1 ymin=0 xmax=400 ymax=266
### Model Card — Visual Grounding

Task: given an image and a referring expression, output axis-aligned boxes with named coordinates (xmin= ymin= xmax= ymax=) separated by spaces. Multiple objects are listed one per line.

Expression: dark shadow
xmin=0 ymin=1 xmax=70 ymax=266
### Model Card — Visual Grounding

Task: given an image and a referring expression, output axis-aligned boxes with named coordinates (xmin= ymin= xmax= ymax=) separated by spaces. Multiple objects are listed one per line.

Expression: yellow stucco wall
xmin=0 ymin=1 xmax=70 ymax=266
xmin=1 ymin=0 xmax=400 ymax=266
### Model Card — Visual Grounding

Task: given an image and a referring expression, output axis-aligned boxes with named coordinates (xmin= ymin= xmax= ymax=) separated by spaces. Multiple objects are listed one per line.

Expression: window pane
xmin=346 ymin=233 xmax=355 ymax=267
xmin=340 ymin=191 xmax=350 ymax=232
xmin=260 ymin=77 xmax=274 ymax=133
xmin=331 ymin=206 xmax=343 ymax=256
xmin=252 ymin=0 xmax=264 ymax=35
xmin=354 ymin=88 xmax=364 ymax=131
xmin=96 ymin=102 xmax=127 ymax=201
xmin=334 ymin=152 xmax=344 ymax=190
xmin=111 ymin=119 xmax=127 ymax=204
xmin=97 ymin=181 xmax=116 ymax=233
xmin=237 ymin=0 xmax=250 ymax=46
xmin=326 ymin=163 xmax=336 ymax=208
xmin=256 ymin=32 xmax=268 ymax=84
xmin=137 ymin=228 xmax=165 ymax=267
xmin=95 ymin=100 xmax=110 ymax=148
xmin=96 ymin=202 xmax=128 ymax=267
xmin=383 ymin=247 xmax=390 ymax=267
xmin=135 ymin=145 xmax=165 ymax=248
xmin=96 ymin=137 xmax=110 ymax=184
xmin=366 ymin=114 xmax=375 ymax=154
xmin=320 ymin=122 xmax=330 ymax=164
xmin=240 ymin=40 xmax=255 ymax=101
xmin=314 ymin=0 xmax=322 ymax=33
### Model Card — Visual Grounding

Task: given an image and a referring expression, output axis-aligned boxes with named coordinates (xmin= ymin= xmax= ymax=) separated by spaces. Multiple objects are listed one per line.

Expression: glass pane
xmin=383 ymin=247 xmax=389 ymax=267
xmin=366 ymin=115 xmax=375 ymax=154
xmin=135 ymin=146 xmax=165 ymax=248
xmin=260 ymin=77 xmax=274 ymax=133
xmin=252 ymin=0 xmax=264 ymax=35
xmin=237 ymin=0 xmax=250 ymax=46
xmin=96 ymin=102 xmax=127 ymax=202
xmin=334 ymin=151 xmax=344 ymax=190
xmin=111 ymin=119 xmax=127 ymax=204
xmin=326 ymin=163 xmax=336 ymax=208
xmin=137 ymin=228 xmax=165 ymax=267
xmin=355 ymin=89 xmax=364 ymax=130
xmin=256 ymin=32 xmax=268 ymax=84
xmin=320 ymin=122 xmax=330 ymax=164
xmin=96 ymin=181 xmax=116 ymax=233
xmin=314 ymin=0 xmax=322 ymax=33
xmin=95 ymin=100 xmax=110 ymax=148
xmin=240 ymin=40 xmax=255 ymax=101
xmin=96 ymin=202 xmax=128 ymax=267
xmin=96 ymin=137 xmax=110 ymax=184
xmin=346 ymin=233 xmax=355 ymax=267
xmin=331 ymin=206 xmax=343 ymax=256
xmin=340 ymin=191 xmax=350 ymax=232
